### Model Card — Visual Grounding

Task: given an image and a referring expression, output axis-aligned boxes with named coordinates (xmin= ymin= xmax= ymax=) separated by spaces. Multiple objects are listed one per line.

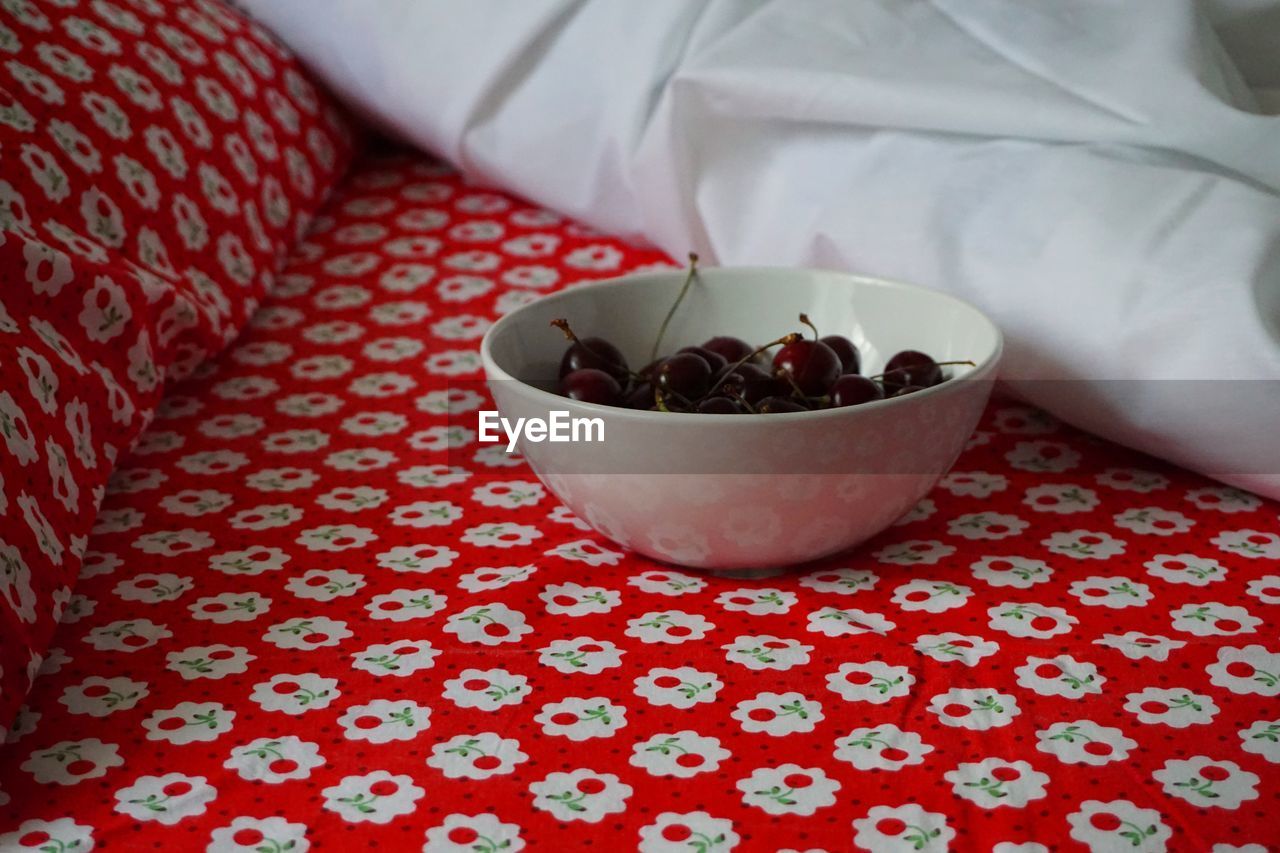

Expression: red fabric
xmin=1 ymin=150 xmax=1277 ymax=851
xmin=0 ymin=0 xmax=355 ymax=730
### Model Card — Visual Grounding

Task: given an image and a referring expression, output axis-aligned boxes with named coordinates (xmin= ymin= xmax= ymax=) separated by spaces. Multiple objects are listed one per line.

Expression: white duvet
xmin=243 ymin=0 xmax=1280 ymax=497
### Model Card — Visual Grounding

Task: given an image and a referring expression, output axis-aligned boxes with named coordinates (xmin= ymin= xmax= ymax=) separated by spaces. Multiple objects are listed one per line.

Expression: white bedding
xmin=243 ymin=0 xmax=1280 ymax=497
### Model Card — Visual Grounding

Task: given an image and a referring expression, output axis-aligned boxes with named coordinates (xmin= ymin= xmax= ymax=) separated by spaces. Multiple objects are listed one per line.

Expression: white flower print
xmin=21 ymin=738 xmax=124 ymax=785
xmin=891 ymin=579 xmax=972 ymax=613
xmin=928 ymin=689 xmax=1021 ymax=730
xmin=352 ymin=641 xmax=440 ymax=678
xmin=1036 ymin=721 xmax=1137 ymax=765
xmin=853 ymin=804 xmax=955 ymax=852
xmin=225 ymin=732 xmax=325 ymax=778
xmin=625 ymin=610 xmax=715 ymax=644
xmin=798 ymin=568 xmax=877 ymax=595
xmin=133 ymin=528 xmax=214 ymax=556
xmin=191 ymin=592 xmax=272 ymax=624
xmin=872 ymin=539 xmax=955 ymax=565
xmin=423 ymin=814 xmax=525 ymax=853
xmin=1239 ymin=718 xmax=1280 ymax=763
xmin=163 ymin=644 xmax=255 ymax=681
xmin=322 ymin=771 xmax=424 ymax=824
xmin=1123 ymin=687 xmax=1219 ymax=728
xmin=1170 ymin=602 xmax=1260 ymax=637
xmin=84 ymin=619 xmax=172 ymax=652
xmin=628 ymin=570 xmax=707 ymax=596
xmin=834 ymin=724 xmax=933 ymax=770
xmin=336 ymin=699 xmax=431 ymax=743
xmin=295 ymin=524 xmax=376 ymax=552
xmin=1015 ymin=656 xmax=1105 ymax=698
xmin=263 ymin=616 xmax=351 ymax=650
xmin=427 ymin=733 xmax=528 ymax=780
xmin=1212 ymin=529 xmax=1280 ymax=560
xmin=377 ymin=543 xmax=458 ymax=573
xmin=714 ymin=587 xmax=796 ymax=615
xmin=732 ymin=692 xmax=823 ymax=735
xmin=1042 ymin=529 xmax=1126 ymax=560
xmin=1022 ymin=483 xmax=1099 ymax=513
xmin=722 ymin=635 xmax=813 ymax=671
xmin=287 ymin=569 xmax=367 ymax=602
xmin=529 ymin=770 xmax=632 ymax=823
xmin=1184 ymin=486 xmax=1260 ymax=513
xmin=161 ymin=489 xmax=232 ymax=516
xmin=366 ymin=586 xmax=446 ymax=622
xmin=59 ymin=676 xmax=148 ymax=716
xmin=1114 ymin=506 xmax=1194 ymax=536
xmin=825 ymin=662 xmax=914 ymax=704
xmin=114 ymin=774 xmax=216 ymax=825
xmin=397 ymin=464 xmax=470 ymax=489
xmin=633 ymin=667 xmax=723 ymax=709
xmin=1244 ymin=576 xmax=1280 ymax=604
xmin=1005 ymin=440 xmax=1080 ymax=473
xmin=544 ymin=538 xmax=623 ymax=566
xmin=1145 ymin=553 xmax=1227 ymax=586
xmin=534 ymin=697 xmax=627 ymax=741
xmin=1206 ymin=645 xmax=1280 ymax=696
xmin=457 ymin=564 xmax=535 ymax=592
xmin=1153 ymin=758 xmax=1259 ymax=809
xmin=994 ymin=406 xmax=1059 ymax=434
xmin=250 ymin=673 xmax=340 ymax=715
xmin=1097 ymin=467 xmax=1170 ymax=492
xmin=807 ymin=606 xmax=895 ymax=637
xmin=460 ymin=522 xmax=541 ymax=548
xmin=630 ymin=732 xmax=730 ymax=779
xmin=1068 ymin=576 xmax=1154 ymax=608
xmin=1093 ymin=631 xmax=1185 ymax=661
xmin=208 ymin=817 xmax=309 ymax=853
xmin=913 ymin=633 xmax=1000 ymax=666
xmin=444 ymin=603 xmax=533 ymax=645
xmin=0 ymin=819 xmax=95 ymax=853
xmin=638 ymin=812 xmax=738 ymax=853
xmin=948 ymin=512 xmax=1028 ymax=540
xmin=1067 ymin=800 xmax=1171 ymax=851
xmin=540 ymin=582 xmax=620 ymax=616
xmin=142 ymin=702 xmax=234 ymax=745
xmin=539 ymin=638 xmax=624 ymax=674
xmin=987 ymin=602 xmax=1077 ymax=638
xmin=209 ymin=546 xmax=289 ymax=576
xmin=737 ymin=765 xmax=838 ymax=817
xmin=945 ymin=758 xmax=1049 ymax=808
xmin=442 ymin=668 xmax=529 ymax=709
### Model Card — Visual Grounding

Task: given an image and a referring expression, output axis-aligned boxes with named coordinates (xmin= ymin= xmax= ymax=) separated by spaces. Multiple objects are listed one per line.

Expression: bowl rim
xmin=479 ymin=266 xmax=1004 ymax=423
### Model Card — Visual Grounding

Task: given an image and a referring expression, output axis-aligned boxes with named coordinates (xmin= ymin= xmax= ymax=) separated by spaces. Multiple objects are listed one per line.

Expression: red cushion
xmin=0 ymin=0 xmax=356 ymax=731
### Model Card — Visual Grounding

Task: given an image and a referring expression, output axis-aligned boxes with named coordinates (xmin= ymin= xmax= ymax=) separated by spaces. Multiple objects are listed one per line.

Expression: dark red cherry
xmin=772 ymin=340 xmax=841 ymax=395
xmin=638 ymin=359 xmax=663 ymax=381
xmin=757 ymin=396 xmax=808 ymax=414
xmin=559 ymin=337 xmax=629 ymax=382
xmin=655 ymin=352 xmax=712 ymax=399
xmin=831 ymin=374 xmax=883 ymax=407
xmin=883 ymin=350 xmax=941 ymax=388
xmin=560 ymin=368 xmax=622 ymax=405
xmin=622 ymin=381 xmax=654 ymax=409
xmin=696 ymin=396 xmax=741 ymax=414
xmin=740 ymin=376 xmax=789 ymax=406
xmin=701 ymin=336 xmax=755 ymax=365
xmin=678 ymin=345 xmax=727 ymax=373
xmin=820 ymin=335 xmax=860 ymax=375
xmin=890 ymin=384 xmax=924 ymax=397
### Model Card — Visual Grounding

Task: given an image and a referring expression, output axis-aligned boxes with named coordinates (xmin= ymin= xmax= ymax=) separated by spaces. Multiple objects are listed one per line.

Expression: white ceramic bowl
xmin=480 ymin=267 xmax=1001 ymax=574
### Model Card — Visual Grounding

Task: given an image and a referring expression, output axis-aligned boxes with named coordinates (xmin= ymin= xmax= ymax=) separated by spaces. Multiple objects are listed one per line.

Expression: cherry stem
xmin=775 ymin=368 xmax=808 ymax=399
xmin=798 ymin=313 xmax=819 ymax=341
xmin=650 ymin=252 xmax=699 ymax=363
xmin=869 ymin=359 xmax=976 ymax=382
xmin=551 ymin=317 xmax=647 ymax=382
xmin=704 ymin=332 xmax=802 ymax=398
xmin=724 ymin=386 xmax=757 ymax=414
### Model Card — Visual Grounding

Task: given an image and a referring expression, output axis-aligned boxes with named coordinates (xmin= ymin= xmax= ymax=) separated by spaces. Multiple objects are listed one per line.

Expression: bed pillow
xmin=0 ymin=0 xmax=356 ymax=734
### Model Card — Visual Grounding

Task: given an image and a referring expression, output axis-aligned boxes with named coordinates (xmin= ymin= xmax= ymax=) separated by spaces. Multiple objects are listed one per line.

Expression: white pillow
xmin=244 ymin=0 xmax=1280 ymax=497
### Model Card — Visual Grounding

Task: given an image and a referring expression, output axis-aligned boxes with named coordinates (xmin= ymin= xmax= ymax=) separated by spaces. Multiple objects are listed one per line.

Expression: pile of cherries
xmin=551 ymin=257 xmax=968 ymax=414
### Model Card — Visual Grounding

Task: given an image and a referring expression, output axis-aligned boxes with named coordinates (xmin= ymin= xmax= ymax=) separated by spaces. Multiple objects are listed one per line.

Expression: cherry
xmin=448 ymin=828 xmax=480 ymax=844
xmin=652 ymin=676 xmax=681 ymax=688
xmin=1090 ymin=812 xmax=1121 ymax=832
xmin=622 ymin=381 xmax=654 ymax=409
xmin=552 ymin=320 xmax=629 ymax=382
xmin=1083 ymin=742 xmax=1113 ymax=756
xmin=678 ymin=345 xmax=727 ymax=372
xmin=831 ymin=374 xmax=883 ymax=407
xmin=820 ymin=335 xmax=860 ymax=374
xmin=65 ymin=759 xmax=95 ymax=775
xmin=990 ymin=766 xmax=1021 ymax=782
xmin=19 ymin=833 xmax=51 ymax=847
xmin=845 ymin=670 xmax=873 ymax=685
xmin=233 ymin=829 xmax=265 ymax=846
xmin=882 ymin=350 xmax=942 ymax=388
xmin=462 ymin=678 xmax=489 ymax=691
xmin=269 ymin=758 xmax=298 ymax=773
xmin=876 ymin=818 xmax=907 ymax=836
xmin=943 ymin=703 xmax=970 ymax=717
xmin=702 ymin=336 xmax=754 ymax=364
xmin=1216 ymin=618 xmax=1241 ymax=632
xmin=880 ymin=747 xmax=909 ymax=761
xmin=1029 ymin=616 xmax=1057 ymax=631
xmin=560 ymin=368 xmax=622 ymax=406
xmin=369 ymin=780 xmax=399 ymax=796
xmin=82 ymin=684 xmax=111 ymax=698
xmin=696 ymin=396 xmax=741 ymax=414
xmin=550 ymin=712 xmax=578 ymax=725
xmin=576 ymin=778 xmax=606 ymax=794
xmin=1139 ymin=701 xmax=1167 ymax=714
xmin=662 ymin=824 xmax=693 ymax=842
xmin=739 ymin=377 xmax=789 ymax=406
xmin=162 ymin=781 xmax=192 ymax=797
xmin=675 ymin=753 xmax=704 ymax=767
xmin=1225 ymin=661 xmax=1254 ymax=678
xmin=1034 ymin=663 xmax=1062 ymax=679
xmin=783 ymin=773 xmax=812 ymax=788
xmin=472 ymin=755 xmax=502 ymax=770
xmin=1199 ymin=765 xmax=1230 ymax=781
xmin=772 ymin=339 xmax=840 ymax=395
xmin=655 ymin=352 xmax=713 ymax=399
xmin=757 ymin=396 xmax=807 ymax=414
xmin=890 ymin=384 xmax=925 ymax=397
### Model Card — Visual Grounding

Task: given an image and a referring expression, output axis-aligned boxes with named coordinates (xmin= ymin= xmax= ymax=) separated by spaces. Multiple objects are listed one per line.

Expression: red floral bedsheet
xmin=1 ymin=150 xmax=1278 ymax=853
